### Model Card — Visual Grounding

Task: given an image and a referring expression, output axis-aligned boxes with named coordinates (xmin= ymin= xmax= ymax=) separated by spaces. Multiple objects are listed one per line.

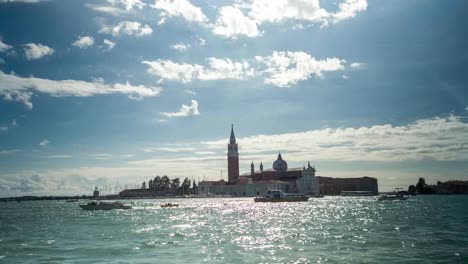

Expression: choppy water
xmin=0 ymin=196 xmax=467 ymax=263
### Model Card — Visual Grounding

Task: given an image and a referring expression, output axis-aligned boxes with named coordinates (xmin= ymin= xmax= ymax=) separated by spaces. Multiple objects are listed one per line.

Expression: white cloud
xmin=171 ymin=43 xmax=190 ymax=51
xmin=341 ymin=74 xmax=349 ymax=79
xmin=0 ymin=125 xmax=7 ymax=131
xmin=99 ymin=21 xmax=153 ymax=37
xmin=202 ymin=115 xmax=468 ymax=163
xmin=207 ymin=0 xmax=368 ymax=38
xmin=161 ymin=100 xmax=200 ymax=118
xmin=0 ymin=39 xmax=12 ymax=52
xmin=332 ymin=0 xmax=368 ymax=23
xmin=85 ymin=4 xmax=127 ymax=15
xmin=212 ymin=6 xmax=260 ymax=38
xmin=103 ymin=39 xmax=116 ymax=50
xmin=255 ymin=51 xmax=345 ymax=87
xmin=142 ymin=57 xmax=254 ymax=83
xmin=199 ymin=58 xmax=254 ymax=81
xmin=349 ymin=62 xmax=365 ymax=70
xmin=142 ymin=60 xmax=203 ymax=83
xmin=248 ymin=0 xmax=329 ymax=25
xmin=23 ymin=43 xmax=54 ymax=60
xmin=46 ymin=155 xmax=72 ymax=158
xmin=72 ymin=35 xmax=94 ymax=48
xmin=107 ymin=0 xmax=146 ymax=10
xmin=0 ymin=71 xmax=161 ymax=109
xmin=152 ymin=0 xmax=207 ymax=23
xmin=39 ymin=139 xmax=50 ymax=147
xmin=143 ymin=51 xmax=346 ymax=86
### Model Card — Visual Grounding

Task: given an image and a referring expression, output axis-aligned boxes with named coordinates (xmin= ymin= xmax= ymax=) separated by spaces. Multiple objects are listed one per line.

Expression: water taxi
xmin=79 ymin=201 xmax=132 ymax=210
xmin=254 ymin=190 xmax=309 ymax=202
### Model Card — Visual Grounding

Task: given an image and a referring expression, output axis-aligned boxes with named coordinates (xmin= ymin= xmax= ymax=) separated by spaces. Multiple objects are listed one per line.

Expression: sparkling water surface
xmin=1 ymin=196 xmax=467 ymax=263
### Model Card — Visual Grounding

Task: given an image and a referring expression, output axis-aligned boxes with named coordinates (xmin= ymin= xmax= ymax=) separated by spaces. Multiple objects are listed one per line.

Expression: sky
xmin=0 ymin=0 xmax=467 ymax=197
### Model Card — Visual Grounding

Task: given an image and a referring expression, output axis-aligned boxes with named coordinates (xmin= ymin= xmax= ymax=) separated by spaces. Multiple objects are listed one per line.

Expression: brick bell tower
xmin=227 ymin=124 xmax=239 ymax=183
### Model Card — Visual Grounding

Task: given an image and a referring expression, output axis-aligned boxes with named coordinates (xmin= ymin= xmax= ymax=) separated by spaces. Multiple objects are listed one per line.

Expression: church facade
xmin=199 ymin=125 xmax=378 ymax=196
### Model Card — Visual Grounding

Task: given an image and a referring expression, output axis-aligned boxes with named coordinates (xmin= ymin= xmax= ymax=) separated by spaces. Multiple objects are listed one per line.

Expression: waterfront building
xmin=199 ymin=125 xmax=378 ymax=197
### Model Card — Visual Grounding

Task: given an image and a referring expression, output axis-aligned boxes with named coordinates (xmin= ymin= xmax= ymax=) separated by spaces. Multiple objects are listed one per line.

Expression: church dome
xmin=273 ymin=153 xmax=288 ymax=172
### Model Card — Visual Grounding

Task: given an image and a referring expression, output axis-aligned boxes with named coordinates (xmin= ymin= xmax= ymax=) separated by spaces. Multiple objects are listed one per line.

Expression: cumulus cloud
xmin=0 ymin=39 xmax=12 ymax=52
xmin=170 ymin=43 xmax=190 ymax=51
xmin=161 ymin=100 xmax=200 ymax=118
xmin=143 ymin=51 xmax=344 ymax=87
xmin=143 ymin=60 xmax=203 ymax=83
xmin=152 ymin=0 xmax=207 ymax=24
xmin=202 ymin=115 xmax=468 ymax=163
xmin=72 ymin=35 xmax=94 ymax=48
xmin=0 ymin=71 xmax=161 ymax=109
xmin=255 ymin=51 xmax=346 ymax=87
xmin=207 ymin=0 xmax=367 ymax=38
xmin=99 ymin=21 xmax=152 ymax=37
xmin=23 ymin=43 xmax=54 ymax=60
xmin=143 ymin=57 xmax=254 ymax=83
xmin=39 ymin=139 xmax=50 ymax=146
xmin=103 ymin=39 xmax=116 ymax=50
xmin=107 ymin=0 xmax=146 ymax=10
xmin=332 ymin=0 xmax=368 ymax=23
xmin=212 ymin=6 xmax=260 ymax=38
xmin=248 ymin=0 xmax=329 ymax=25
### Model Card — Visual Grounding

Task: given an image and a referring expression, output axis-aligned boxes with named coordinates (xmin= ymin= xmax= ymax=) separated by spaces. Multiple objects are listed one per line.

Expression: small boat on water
xmin=377 ymin=193 xmax=408 ymax=201
xmin=160 ymin=203 xmax=179 ymax=208
xmin=254 ymin=189 xmax=309 ymax=203
xmin=79 ymin=201 xmax=132 ymax=210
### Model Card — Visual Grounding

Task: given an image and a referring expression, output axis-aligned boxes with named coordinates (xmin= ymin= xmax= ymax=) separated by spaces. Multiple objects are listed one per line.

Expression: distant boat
xmin=79 ymin=201 xmax=132 ymax=210
xmin=160 ymin=203 xmax=179 ymax=208
xmin=254 ymin=190 xmax=309 ymax=202
xmin=377 ymin=192 xmax=409 ymax=201
xmin=340 ymin=191 xmax=375 ymax=196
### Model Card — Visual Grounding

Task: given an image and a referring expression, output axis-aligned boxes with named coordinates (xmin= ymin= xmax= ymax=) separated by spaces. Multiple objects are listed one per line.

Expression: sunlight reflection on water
xmin=0 ymin=196 xmax=467 ymax=263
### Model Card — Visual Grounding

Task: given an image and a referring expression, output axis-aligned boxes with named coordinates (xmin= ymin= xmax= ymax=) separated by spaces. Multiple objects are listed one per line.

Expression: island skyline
xmin=1 ymin=0 xmax=467 ymax=197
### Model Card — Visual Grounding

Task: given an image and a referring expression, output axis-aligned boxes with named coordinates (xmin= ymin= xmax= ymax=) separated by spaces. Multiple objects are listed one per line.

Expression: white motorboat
xmin=254 ymin=189 xmax=309 ymax=202
xmin=79 ymin=201 xmax=132 ymax=210
xmin=377 ymin=193 xmax=408 ymax=201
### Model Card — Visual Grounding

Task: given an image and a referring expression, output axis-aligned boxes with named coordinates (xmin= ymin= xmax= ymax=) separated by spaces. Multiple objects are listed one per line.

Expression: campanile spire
xmin=227 ymin=124 xmax=239 ymax=183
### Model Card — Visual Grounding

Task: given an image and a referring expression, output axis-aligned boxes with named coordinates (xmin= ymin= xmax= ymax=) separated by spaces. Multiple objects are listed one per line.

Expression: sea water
xmin=0 ymin=196 xmax=467 ymax=263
